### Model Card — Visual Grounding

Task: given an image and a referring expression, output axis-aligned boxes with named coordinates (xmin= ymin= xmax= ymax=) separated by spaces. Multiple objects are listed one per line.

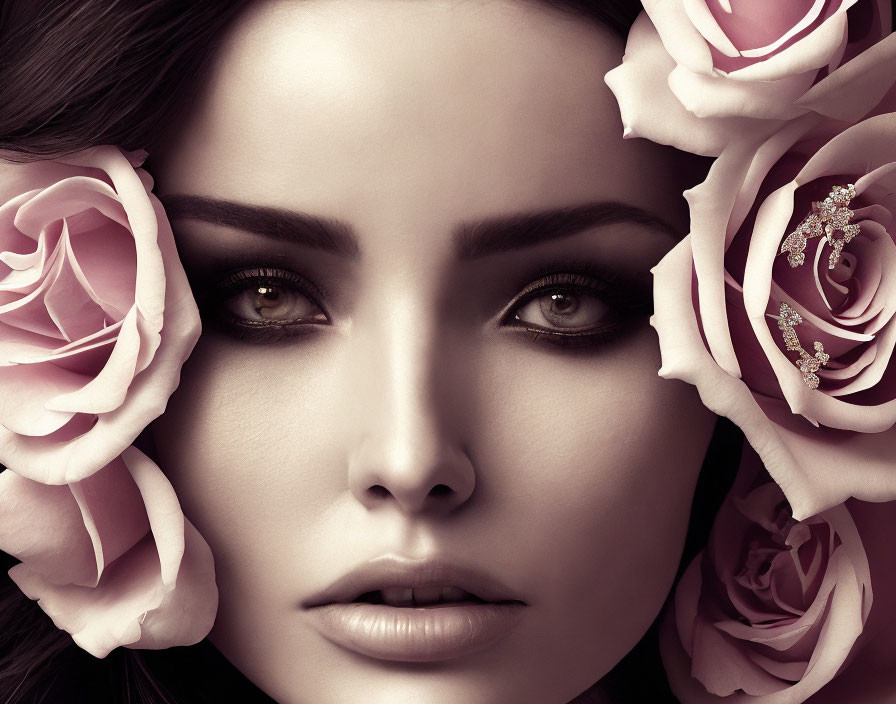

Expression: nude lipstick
xmin=301 ymin=555 xmax=527 ymax=662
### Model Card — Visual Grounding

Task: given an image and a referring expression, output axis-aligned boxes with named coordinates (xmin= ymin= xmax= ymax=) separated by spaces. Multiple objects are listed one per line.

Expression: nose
xmin=346 ymin=290 xmax=475 ymax=516
xmin=349 ymin=435 xmax=476 ymax=516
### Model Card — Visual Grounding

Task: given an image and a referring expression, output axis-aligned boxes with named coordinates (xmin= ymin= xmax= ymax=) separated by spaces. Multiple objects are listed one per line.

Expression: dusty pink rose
xmin=652 ymin=93 xmax=896 ymax=518
xmin=660 ymin=445 xmax=873 ymax=703
xmin=0 ymin=146 xmax=200 ymax=483
xmin=0 ymin=446 xmax=217 ymax=657
xmin=605 ymin=1 xmax=896 ymax=155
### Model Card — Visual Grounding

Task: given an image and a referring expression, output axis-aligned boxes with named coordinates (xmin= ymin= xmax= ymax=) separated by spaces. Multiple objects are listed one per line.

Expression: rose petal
xmin=0 ymin=190 xmax=47 ymax=273
xmin=123 ymin=520 xmax=217 ymax=651
xmin=70 ymin=457 xmax=151 ymax=585
xmin=682 ymin=0 xmax=738 ymax=57
xmin=723 ymin=11 xmax=849 ymax=81
xmin=1 ymin=230 xmax=55 ymax=283
xmin=745 ymin=653 xmax=808 ymax=684
xmin=715 ymin=550 xmax=835 ymax=651
xmin=13 ymin=176 xmax=129 ymax=240
xmin=756 ymin=398 xmax=896 ymax=518
xmin=687 ymin=144 xmax=757 ymax=377
xmin=43 ymin=306 xmax=141 ymax=414
xmin=7 ymin=448 xmax=215 ymax=658
xmin=0 ymin=320 xmax=60 ymax=364
xmin=723 ymin=0 xmax=828 ymax=59
xmin=44 ymin=224 xmax=109 ymax=342
xmin=799 ymin=113 xmax=896 ymax=184
xmin=827 ymin=320 xmax=896 ymax=397
xmin=0 ymin=361 xmax=79 ymax=436
xmin=693 ymin=613 xmax=788 ymax=697
xmin=0 ymin=246 xmax=67 ymax=340
xmin=641 ymin=1 xmax=719 ymax=74
xmin=120 ymin=447 xmax=183 ymax=584
xmin=9 ymin=329 xmax=118 ymax=369
xmin=10 ymin=534 xmax=161 ymax=658
xmin=670 ymin=64 xmax=817 ymax=120
xmin=797 ymin=33 xmax=896 ymax=123
xmin=67 ymin=218 xmax=137 ymax=320
xmin=62 ymin=147 xmax=166 ymax=327
xmin=604 ymin=13 xmax=778 ymax=157
xmin=0 ymin=469 xmax=96 ymax=586
xmin=662 ymin=609 xmax=741 ymax=704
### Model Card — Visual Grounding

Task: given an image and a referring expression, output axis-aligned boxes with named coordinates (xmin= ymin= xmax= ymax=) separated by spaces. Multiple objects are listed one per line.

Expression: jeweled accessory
xmin=776 ymin=302 xmax=830 ymax=389
xmin=779 ymin=184 xmax=860 ymax=269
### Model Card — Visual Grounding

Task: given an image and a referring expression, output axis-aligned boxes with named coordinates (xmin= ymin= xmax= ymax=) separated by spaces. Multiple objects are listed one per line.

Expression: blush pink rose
xmin=605 ymin=1 xmax=896 ymax=155
xmin=0 ymin=146 xmax=200 ymax=484
xmin=660 ymin=445 xmax=874 ymax=703
xmin=652 ymin=93 xmax=896 ymax=518
xmin=0 ymin=447 xmax=217 ymax=657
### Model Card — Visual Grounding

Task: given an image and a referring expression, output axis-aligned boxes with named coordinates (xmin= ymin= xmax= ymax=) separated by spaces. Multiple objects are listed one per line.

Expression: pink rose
xmin=0 ymin=447 xmax=217 ymax=657
xmin=652 ymin=95 xmax=896 ymax=518
xmin=660 ymin=446 xmax=874 ymax=703
xmin=605 ymin=2 xmax=896 ymax=155
xmin=0 ymin=146 xmax=200 ymax=483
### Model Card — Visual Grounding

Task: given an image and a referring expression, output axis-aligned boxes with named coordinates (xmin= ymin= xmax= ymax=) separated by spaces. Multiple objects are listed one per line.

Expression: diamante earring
xmin=779 ymin=184 xmax=860 ymax=270
xmin=776 ymin=302 xmax=830 ymax=390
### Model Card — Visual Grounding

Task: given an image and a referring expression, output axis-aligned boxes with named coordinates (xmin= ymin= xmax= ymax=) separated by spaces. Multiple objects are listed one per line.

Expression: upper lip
xmin=301 ymin=554 xmax=527 ymax=608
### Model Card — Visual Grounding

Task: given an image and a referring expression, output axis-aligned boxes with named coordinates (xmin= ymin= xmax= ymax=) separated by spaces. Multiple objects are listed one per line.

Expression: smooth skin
xmin=150 ymin=1 xmax=717 ymax=702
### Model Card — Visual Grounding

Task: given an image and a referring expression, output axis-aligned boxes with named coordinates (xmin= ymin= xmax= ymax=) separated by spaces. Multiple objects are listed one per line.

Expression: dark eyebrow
xmin=160 ymin=194 xmax=361 ymax=259
xmin=454 ymin=201 xmax=680 ymax=259
xmin=160 ymin=195 xmax=679 ymax=260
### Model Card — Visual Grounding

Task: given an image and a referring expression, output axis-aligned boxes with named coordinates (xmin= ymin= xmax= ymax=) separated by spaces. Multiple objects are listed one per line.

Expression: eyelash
xmin=199 ymin=267 xmax=330 ymax=343
xmin=198 ymin=262 xmax=651 ymax=348
xmin=498 ymin=261 xmax=651 ymax=349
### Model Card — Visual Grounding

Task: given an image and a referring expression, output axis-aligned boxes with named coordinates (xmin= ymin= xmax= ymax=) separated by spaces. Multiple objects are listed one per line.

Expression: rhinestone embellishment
xmin=777 ymin=302 xmax=830 ymax=389
xmin=779 ymin=184 xmax=860 ymax=270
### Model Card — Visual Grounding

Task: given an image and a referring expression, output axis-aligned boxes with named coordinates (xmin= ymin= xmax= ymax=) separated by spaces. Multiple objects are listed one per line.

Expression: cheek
xmin=474 ymin=328 xmax=715 ymax=671
xmin=150 ymin=334 xmax=349 ymax=586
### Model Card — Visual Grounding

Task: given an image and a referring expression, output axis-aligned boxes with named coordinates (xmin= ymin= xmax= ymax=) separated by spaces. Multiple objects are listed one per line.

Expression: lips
xmin=301 ymin=555 xmax=527 ymax=662
xmin=301 ymin=554 xmax=526 ymax=608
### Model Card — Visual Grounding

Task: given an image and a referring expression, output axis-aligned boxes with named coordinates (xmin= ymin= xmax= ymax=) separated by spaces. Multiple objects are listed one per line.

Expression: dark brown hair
xmin=0 ymin=0 xmax=254 ymax=161
xmin=0 ymin=0 xmax=641 ymax=163
xmin=0 ymin=1 xmax=724 ymax=702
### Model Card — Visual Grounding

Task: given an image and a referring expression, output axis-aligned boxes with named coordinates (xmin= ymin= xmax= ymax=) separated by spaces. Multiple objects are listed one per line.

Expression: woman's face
xmin=150 ymin=1 xmax=716 ymax=702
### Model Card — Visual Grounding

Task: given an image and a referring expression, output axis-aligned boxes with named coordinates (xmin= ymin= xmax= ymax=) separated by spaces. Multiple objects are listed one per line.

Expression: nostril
xmin=364 ymin=483 xmax=454 ymax=503
xmin=368 ymin=485 xmax=390 ymax=499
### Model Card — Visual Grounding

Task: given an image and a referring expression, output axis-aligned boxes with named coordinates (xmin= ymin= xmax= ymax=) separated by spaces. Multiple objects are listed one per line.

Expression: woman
xmin=0 ymin=0 xmax=743 ymax=701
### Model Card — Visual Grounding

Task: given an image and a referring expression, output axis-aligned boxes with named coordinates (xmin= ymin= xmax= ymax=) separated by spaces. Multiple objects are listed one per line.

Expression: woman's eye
xmin=502 ymin=269 xmax=651 ymax=349
xmin=223 ymin=283 xmax=326 ymax=324
xmin=512 ymin=290 xmax=610 ymax=331
xmin=201 ymin=267 xmax=329 ymax=343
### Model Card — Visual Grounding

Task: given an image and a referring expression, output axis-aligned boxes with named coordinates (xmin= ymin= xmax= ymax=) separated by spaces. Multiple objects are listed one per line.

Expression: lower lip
xmin=306 ymin=601 xmax=526 ymax=662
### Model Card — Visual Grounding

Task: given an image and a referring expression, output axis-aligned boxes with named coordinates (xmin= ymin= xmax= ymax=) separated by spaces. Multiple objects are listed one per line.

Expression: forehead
xmin=154 ymin=0 xmax=677 ymax=229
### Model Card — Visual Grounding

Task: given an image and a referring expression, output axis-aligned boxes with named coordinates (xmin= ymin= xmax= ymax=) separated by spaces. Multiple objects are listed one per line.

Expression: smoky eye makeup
xmin=189 ymin=254 xmax=653 ymax=349
xmin=496 ymin=259 xmax=653 ymax=350
xmin=193 ymin=266 xmax=333 ymax=344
